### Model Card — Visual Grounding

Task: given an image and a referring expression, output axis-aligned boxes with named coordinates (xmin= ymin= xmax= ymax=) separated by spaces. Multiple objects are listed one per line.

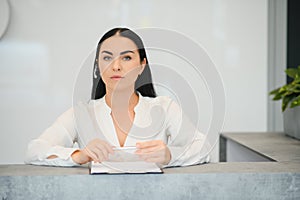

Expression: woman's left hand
xmin=135 ymin=140 xmax=171 ymax=165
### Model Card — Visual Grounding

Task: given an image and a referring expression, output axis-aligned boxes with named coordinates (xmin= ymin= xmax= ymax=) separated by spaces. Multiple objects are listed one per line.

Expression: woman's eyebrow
xmin=101 ymin=50 xmax=113 ymax=55
xmin=101 ymin=50 xmax=135 ymax=55
xmin=120 ymin=50 xmax=134 ymax=55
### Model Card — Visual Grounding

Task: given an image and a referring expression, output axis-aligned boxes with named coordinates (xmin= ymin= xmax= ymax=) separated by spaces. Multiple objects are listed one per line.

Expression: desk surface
xmin=0 ymin=163 xmax=299 ymax=200
xmin=221 ymin=132 xmax=300 ymax=162
xmin=1 ymin=132 xmax=300 ymax=200
xmin=0 ymin=161 xmax=300 ymax=177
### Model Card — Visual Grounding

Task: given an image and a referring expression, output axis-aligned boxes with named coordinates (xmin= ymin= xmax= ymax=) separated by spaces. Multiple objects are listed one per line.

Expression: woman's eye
xmin=122 ymin=56 xmax=131 ymax=61
xmin=103 ymin=56 xmax=112 ymax=61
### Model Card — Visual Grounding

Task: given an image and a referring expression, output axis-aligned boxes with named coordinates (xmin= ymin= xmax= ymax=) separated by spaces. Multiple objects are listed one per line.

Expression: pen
xmin=113 ymin=146 xmax=137 ymax=150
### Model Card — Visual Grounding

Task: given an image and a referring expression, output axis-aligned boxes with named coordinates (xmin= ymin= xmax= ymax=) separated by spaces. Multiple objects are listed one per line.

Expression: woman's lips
xmin=110 ymin=75 xmax=124 ymax=80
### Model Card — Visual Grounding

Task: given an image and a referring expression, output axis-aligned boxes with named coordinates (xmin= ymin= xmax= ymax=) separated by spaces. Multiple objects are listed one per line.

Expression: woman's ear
xmin=140 ymin=58 xmax=146 ymax=75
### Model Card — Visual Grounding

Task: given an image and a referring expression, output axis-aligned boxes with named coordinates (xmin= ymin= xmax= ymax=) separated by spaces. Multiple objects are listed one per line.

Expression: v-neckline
xmin=103 ymin=93 xmax=142 ymax=147
xmin=110 ymin=110 xmax=136 ymax=147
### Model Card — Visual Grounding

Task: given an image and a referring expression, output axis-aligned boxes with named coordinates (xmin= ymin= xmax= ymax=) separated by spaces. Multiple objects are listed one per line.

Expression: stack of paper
xmin=90 ymin=146 xmax=163 ymax=174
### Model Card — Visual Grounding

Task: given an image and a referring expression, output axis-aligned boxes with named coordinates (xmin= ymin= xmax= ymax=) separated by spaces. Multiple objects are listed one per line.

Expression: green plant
xmin=269 ymin=66 xmax=300 ymax=112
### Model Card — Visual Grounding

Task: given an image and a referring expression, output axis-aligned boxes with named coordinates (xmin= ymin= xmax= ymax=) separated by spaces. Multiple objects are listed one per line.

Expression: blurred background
xmin=0 ymin=0 xmax=289 ymax=164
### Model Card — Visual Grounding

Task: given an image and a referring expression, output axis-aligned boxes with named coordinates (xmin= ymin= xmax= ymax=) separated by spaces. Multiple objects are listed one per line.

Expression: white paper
xmin=90 ymin=161 xmax=162 ymax=174
xmin=90 ymin=147 xmax=162 ymax=174
xmin=108 ymin=146 xmax=141 ymax=162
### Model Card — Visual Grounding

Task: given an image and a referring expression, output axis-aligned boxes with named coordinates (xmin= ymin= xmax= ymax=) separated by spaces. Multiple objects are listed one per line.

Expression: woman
xmin=25 ymin=27 xmax=210 ymax=167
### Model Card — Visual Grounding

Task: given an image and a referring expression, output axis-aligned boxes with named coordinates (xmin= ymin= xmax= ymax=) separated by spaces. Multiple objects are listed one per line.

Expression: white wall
xmin=0 ymin=0 xmax=267 ymax=164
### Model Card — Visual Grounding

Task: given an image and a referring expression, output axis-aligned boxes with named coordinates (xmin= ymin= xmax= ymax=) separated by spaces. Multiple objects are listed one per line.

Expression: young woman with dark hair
xmin=25 ymin=28 xmax=210 ymax=167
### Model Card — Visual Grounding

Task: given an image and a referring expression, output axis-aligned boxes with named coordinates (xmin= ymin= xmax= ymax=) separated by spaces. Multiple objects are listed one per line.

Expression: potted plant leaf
xmin=269 ymin=66 xmax=300 ymax=140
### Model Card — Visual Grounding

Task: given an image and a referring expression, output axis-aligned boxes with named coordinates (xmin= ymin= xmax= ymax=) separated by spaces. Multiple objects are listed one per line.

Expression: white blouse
xmin=25 ymin=94 xmax=210 ymax=168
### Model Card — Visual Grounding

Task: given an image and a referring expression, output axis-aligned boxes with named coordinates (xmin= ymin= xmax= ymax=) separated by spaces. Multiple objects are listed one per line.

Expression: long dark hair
xmin=91 ymin=28 xmax=156 ymax=99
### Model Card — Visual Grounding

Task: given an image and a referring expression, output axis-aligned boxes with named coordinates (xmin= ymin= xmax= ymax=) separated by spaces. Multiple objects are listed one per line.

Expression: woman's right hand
xmin=71 ymin=139 xmax=114 ymax=164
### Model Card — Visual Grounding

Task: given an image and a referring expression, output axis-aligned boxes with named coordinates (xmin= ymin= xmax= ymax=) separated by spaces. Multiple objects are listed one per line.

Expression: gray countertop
xmin=0 ymin=161 xmax=300 ymax=177
xmin=1 ymin=132 xmax=299 ymax=200
xmin=221 ymin=132 xmax=300 ymax=162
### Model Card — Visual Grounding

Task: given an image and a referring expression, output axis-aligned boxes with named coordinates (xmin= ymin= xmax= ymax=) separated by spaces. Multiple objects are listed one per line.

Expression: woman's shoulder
xmin=85 ymin=98 xmax=106 ymax=108
xmin=141 ymin=95 xmax=177 ymax=109
xmin=143 ymin=95 xmax=171 ymax=102
xmin=52 ymin=98 xmax=106 ymax=123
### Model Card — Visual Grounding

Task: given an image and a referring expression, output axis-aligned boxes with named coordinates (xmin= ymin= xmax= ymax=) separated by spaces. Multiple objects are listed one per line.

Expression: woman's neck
xmin=105 ymin=88 xmax=139 ymax=112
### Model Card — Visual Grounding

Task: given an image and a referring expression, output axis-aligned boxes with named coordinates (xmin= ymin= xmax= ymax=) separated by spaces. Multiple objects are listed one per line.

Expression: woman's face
xmin=98 ymin=35 xmax=146 ymax=92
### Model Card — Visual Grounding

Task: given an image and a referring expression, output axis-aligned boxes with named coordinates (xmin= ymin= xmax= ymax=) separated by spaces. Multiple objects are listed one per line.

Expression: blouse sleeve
xmin=24 ymin=108 xmax=80 ymax=166
xmin=163 ymin=99 xmax=211 ymax=167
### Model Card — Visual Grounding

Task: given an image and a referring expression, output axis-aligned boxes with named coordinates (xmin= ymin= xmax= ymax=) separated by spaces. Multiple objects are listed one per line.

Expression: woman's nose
xmin=112 ymin=58 xmax=121 ymax=71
